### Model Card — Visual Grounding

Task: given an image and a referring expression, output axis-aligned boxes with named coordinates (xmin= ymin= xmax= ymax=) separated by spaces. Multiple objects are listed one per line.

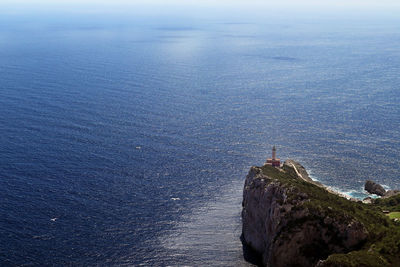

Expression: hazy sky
xmin=1 ymin=0 xmax=399 ymax=19
xmin=2 ymin=0 xmax=400 ymax=8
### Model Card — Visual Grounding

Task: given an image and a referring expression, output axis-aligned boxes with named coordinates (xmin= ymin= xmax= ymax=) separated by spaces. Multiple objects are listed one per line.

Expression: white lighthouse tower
xmin=266 ymin=146 xmax=281 ymax=167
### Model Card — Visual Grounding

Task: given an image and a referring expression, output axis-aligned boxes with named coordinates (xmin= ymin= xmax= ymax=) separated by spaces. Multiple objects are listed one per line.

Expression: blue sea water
xmin=1 ymin=4 xmax=400 ymax=266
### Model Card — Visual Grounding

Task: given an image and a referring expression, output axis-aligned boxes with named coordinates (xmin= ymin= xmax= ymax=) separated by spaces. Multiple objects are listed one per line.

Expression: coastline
xmin=242 ymin=160 xmax=400 ymax=266
xmin=300 ymin=165 xmax=387 ymax=201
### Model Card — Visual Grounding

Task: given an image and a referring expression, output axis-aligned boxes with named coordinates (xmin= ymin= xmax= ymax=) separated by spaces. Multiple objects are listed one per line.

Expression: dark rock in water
xmin=383 ymin=189 xmax=400 ymax=198
xmin=364 ymin=180 xmax=400 ymax=198
xmin=364 ymin=180 xmax=386 ymax=196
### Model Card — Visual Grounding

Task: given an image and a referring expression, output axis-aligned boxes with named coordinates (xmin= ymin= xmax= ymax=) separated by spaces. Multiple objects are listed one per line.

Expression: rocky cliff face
xmin=242 ymin=161 xmax=368 ymax=267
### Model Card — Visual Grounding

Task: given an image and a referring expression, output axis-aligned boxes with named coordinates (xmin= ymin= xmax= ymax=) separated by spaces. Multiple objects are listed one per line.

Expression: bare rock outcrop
xmin=383 ymin=189 xmax=400 ymax=198
xmin=242 ymin=162 xmax=368 ymax=267
xmin=364 ymin=180 xmax=386 ymax=196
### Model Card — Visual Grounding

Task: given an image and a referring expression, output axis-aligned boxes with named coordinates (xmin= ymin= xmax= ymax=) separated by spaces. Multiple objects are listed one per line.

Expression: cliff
xmin=242 ymin=160 xmax=400 ymax=267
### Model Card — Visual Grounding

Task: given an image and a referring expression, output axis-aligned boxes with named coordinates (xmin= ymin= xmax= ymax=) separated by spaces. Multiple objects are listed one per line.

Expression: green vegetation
xmin=374 ymin=194 xmax=400 ymax=212
xmin=260 ymin=164 xmax=400 ymax=267
xmin=322 ymin=250 xmax=388 ymax=267
xmin=388 ymin=212 xmax=400 ymax=220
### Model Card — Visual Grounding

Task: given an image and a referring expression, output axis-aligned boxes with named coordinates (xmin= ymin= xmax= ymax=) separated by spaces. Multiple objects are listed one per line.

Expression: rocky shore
xmin=364 ymin=180 xmax=400 ymax=198
xmin=242 ymin=160 xmax=400 ymax=267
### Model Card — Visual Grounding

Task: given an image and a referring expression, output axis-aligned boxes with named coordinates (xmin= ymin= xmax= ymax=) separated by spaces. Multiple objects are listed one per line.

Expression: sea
xmin=1 ymin=3 xmax=400 ymax=266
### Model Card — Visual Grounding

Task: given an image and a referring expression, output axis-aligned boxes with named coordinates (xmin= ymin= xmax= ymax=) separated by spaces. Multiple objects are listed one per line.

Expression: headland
xmin=242 ymin=149 xmax=400 ymax=266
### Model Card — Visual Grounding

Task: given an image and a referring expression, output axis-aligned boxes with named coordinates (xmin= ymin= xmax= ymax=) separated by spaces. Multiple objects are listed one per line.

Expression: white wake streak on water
xmin=159 ymin=179 xmax=255 ymax=266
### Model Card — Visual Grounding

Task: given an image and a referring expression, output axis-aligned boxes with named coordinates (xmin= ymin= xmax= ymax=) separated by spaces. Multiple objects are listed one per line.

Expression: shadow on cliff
xmin=240 ymin=234 xmax=263 ymax=267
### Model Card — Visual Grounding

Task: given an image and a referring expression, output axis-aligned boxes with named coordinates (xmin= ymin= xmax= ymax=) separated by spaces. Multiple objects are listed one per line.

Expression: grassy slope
xmin=260 ymin=165 xmax=400 ymax=267
xmin=388 ymin=212 xmax=400 ymax=220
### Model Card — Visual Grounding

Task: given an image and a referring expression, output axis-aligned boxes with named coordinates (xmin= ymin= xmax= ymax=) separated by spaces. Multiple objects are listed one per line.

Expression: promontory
xmin=242 ymin=159 xmax=400 ymax=267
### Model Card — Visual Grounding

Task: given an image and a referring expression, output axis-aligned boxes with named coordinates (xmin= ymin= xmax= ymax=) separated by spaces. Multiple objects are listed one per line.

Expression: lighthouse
xmin=266 ymin=146 xmax=281 ymax=167
xmin=272 ymin=145 xmax=276 ymax=160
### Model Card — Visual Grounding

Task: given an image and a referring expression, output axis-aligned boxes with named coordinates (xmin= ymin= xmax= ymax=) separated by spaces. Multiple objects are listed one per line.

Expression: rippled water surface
xmin=1 ymin=5 xmax=400 ymax=266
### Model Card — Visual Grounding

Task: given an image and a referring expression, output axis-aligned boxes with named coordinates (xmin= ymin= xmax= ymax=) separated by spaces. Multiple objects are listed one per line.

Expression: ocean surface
xmin=1 ymin=4 xmax=400 ymax=266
